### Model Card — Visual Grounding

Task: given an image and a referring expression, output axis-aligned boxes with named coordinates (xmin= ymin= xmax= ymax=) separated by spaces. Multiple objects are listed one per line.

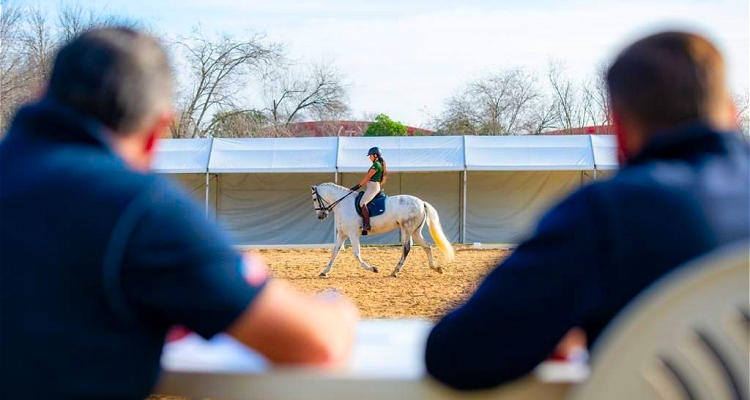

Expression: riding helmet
xmin=367 ymin=147 xmax=381 ymax=156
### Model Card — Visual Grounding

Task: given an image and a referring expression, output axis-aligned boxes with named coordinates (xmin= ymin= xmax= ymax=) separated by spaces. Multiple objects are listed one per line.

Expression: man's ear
xmin=144 ymin=111 xmax=174 ymax=154
xmin=728 ymin=96 xmax=739 ymax=130
xmin=612 ymin=111 xmax=629 ymax=166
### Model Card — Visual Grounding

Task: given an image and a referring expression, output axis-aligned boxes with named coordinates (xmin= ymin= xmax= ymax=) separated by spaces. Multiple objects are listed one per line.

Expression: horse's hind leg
xmin=319 ymin=231 xmax=347 ymax=277
xmin=349 ymin=234 xmax=378 ymax=274
xmin=390 ymin=227 xmax=411 ymax=278
xmin=413 ymin=224 xmax=441 ymax=274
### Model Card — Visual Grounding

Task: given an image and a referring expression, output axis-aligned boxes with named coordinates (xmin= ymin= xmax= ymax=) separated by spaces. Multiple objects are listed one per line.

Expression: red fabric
xmin=166 ymin=326 xmax=191 ymax=343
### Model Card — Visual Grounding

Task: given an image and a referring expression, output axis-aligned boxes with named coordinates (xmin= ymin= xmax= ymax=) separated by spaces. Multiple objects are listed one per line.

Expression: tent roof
xmin=152 ymin=138 xmax=212 ymax=173
xmin=152 ymin=134 xmax=614 ymax=174
xmin=464 ymin=135 xmax=594 ymax=171
xmin=208 ymin=137 xmax=338 ymax=173
xmin=591 ymin=134 xmax=619 ymax=170
xmin=336 ymin=136 xmax=465 ymax=172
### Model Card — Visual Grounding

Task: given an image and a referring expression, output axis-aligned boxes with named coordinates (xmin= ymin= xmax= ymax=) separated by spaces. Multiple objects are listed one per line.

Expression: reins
xmin=314 ymin=187 xmax=356 ymax=212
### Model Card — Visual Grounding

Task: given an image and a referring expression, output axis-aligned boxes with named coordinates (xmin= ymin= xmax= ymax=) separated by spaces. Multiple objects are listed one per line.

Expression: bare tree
xmin=1 ymin=1 xmax=27 ymax=131
xmin=208 ymin=109 xmax=272 ymax=138
xmin=547 ymin=59 xmax=594 ymax=133
xmin=263 ymin=59 xmax=349 ymax=128
xmin=57 ymin=3 xmax=100 ymax=43
xmin=431 ymin=67 xmax=541 ymax=135
xmin=735 ymin=89 xmax=749 ymax=140
xmin=584 ymin=62 xmax=612 ymax=129
xmin=0 ymin=2 xmax=155 ymax=133
xmin=523 ymin=94 xmax=558 ymax=134
xmin=170 ymin=28 xmax=282 ymax=138
xmin=429 ymin=90 xmax=484 ymax=135
xmin=20 ymin=6 xmax=56 ymax=98
xmin=55 ymin=3 xmax=143 ymax=43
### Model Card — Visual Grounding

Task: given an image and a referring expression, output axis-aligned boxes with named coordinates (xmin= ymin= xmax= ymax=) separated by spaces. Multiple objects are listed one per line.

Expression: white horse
xmin=310 ymin=182 xmax=455 ymax=277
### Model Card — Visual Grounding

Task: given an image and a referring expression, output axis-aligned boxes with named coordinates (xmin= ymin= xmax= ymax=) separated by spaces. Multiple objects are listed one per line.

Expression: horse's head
xmin=310 ymin=185 xmax=329 ymax=220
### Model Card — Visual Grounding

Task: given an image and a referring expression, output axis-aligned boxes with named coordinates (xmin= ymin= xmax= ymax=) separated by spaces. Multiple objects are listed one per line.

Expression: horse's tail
xmin=423 ymin=201 xmax=455 ymax=262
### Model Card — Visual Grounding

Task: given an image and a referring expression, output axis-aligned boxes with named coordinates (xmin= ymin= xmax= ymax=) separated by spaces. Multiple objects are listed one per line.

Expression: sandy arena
xmin=149 ymin=245 xmax=510 ymax=400
xmin=250 ymin=245 xmax=511 ymax=321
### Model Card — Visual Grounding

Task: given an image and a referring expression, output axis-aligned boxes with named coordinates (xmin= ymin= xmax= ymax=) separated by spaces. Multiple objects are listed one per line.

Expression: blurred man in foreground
xmin=425 ymin=30 xmax=749 ymax=390
xmin=0 ymin=27 xmax=359 ymax=400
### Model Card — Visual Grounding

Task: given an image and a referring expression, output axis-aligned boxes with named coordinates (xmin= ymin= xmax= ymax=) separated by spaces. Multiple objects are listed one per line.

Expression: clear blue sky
xmin=11 ymin=0 xmax=750 ymax=127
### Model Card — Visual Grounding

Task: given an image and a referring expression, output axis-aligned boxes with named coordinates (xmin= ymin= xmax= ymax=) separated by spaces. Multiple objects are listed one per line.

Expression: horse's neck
xmin=319 ymin=183 xmax=350 ymax=203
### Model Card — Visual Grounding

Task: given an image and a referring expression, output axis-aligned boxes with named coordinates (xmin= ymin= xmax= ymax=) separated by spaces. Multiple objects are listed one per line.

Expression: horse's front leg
xmin=349 ymin=234 xmax=378 ymax=274
xmin=319 ymin=230 xmax=347 ymax=277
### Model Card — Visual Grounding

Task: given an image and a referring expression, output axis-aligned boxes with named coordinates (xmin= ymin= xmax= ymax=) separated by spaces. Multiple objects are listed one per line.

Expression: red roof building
xmin=268 ymin=121 xmax=613 ymax=137
xmin=544 ymin=125 xmax=615 ymax=135
xmin=282 ymin=121 xmax=434 ymax=137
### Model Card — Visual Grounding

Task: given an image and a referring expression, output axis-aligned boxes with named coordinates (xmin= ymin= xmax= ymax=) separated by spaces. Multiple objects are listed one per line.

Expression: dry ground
xmin=150 ymin=245 xmax=511 ymax=400
xmin=254 ymin=245 xmax=510 ymax=320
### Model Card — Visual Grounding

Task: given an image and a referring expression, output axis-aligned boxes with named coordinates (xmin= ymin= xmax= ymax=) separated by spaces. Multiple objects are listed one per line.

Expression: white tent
xmin=151 ymin=134 xmax=610 ymax=246
xmin=152 ymin=138 xmax=214 ymax=217
xmin=463 ymin=135 xmax=594 ymax=243
xmin=336 ymin=136 xmax=465 ymax=172
xmin=152 ymin=138 xmax=212 ymax=174
xmin=591 ymin=134 xmax=620 ymax=179
xmin=464 ymin=135 xmax=594 ymax=171
xmin=337 ymin=136 xmax=464 ymax=245
xmin=209 ymin=137 xmax=338 ymax=173
xmin=208 ymin=137 xmax=338 ymax=245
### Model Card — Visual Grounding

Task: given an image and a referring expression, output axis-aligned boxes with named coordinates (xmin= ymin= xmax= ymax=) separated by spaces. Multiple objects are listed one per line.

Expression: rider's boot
xmin=361 ymin=205 xmax=371 ymax=235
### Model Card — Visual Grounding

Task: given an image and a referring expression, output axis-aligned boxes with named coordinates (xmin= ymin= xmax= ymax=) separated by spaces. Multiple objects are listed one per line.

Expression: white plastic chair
xmin=569 ymin=240 xmax=749 ymax=400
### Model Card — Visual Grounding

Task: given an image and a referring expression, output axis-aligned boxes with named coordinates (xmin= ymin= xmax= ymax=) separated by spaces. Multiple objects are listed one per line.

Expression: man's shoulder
xmin=64 ymin=151 xmax=183 ymax=202
xmin=32 ymin=144 xmax=199 ymax=215
xmin=53 ymin=145 xmax=188 ymax=195
xmin=601 ymin=148 xmax=747 ymax=197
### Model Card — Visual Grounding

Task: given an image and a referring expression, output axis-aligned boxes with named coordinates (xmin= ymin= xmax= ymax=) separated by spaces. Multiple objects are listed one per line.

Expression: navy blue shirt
xmin=0 ymin=99 xmax=265 ymax=400
xmin=425 ymin=124 xmax=750 ymax=390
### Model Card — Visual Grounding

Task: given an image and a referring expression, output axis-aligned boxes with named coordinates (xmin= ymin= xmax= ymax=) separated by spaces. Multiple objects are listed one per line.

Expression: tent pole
xmin=205 ymin=172 xmax=210 ymax=220
xmin=461 ymin=170 xmax=467 ymax=244
xmin=333 ymin=171 xmax=338 ymax=244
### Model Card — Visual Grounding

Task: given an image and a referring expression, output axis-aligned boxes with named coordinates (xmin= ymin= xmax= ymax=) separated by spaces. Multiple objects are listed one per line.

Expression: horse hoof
xmin=436 ymin=267 xmax=443 ymax=274
xmin=319 ymin=272 xmax=328 ymax=278
xmin=371 ymin=267 xmax=379 ymax=273
xmin=389 ymin=273 xmax=398 ymax=278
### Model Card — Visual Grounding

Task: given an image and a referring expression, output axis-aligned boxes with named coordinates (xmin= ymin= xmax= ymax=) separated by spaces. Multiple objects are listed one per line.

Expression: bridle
xmin=312 ymin=186 xmax=355 ymax=213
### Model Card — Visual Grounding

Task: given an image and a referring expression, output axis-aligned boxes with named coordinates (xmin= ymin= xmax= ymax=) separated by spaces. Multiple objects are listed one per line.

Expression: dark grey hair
xmin=48 ymin=26 xmax=173 ymax=135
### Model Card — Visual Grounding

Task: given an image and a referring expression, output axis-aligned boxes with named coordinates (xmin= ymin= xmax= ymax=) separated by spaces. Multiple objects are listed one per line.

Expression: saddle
xmin=355 ymin=190 xmax=387 ymax=218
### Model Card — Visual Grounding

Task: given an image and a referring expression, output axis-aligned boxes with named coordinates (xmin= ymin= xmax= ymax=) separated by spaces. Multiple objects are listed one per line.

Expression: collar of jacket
xmin=4 ymin=95 xmax=117 ymax=154
xmin=625 ymin=121 xmax=744 ymax=166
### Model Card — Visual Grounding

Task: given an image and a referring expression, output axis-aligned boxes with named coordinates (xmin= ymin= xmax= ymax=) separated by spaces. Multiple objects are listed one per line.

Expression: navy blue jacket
xmin=425 ymin=123 xmax=750 ymax=390
xmin=0 ymin=98 xmax=264 ymax=400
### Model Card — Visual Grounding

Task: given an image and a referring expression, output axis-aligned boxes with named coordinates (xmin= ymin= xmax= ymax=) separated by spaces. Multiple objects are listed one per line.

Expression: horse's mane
xmin=317 ymin=182 xmax=347 ymax=190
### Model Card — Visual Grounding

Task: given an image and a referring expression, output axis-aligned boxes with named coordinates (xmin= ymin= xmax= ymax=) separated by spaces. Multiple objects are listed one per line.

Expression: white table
xmin=155 ymin=319 xmax=588 ymax=400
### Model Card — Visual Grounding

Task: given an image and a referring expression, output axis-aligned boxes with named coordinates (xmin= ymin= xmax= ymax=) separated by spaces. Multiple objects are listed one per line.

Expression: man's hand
xmin=242 ymin=251 xmax=269 ymax=287
xmin=225 ymin=256 xmax=360 ymax=366
xmin=314 ymin=289 xmax=360 ymax=366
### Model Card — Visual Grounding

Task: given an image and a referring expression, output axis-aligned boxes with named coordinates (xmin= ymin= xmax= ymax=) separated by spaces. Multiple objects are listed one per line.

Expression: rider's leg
xmin=359 ymin=181 xmax=380 ymax=232
xmin=361 ymin=205 xmax=370 ymax=232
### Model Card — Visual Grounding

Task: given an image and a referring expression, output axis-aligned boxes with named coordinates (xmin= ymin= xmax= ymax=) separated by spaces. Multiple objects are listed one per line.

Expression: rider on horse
xmin=350 ymin=146 xmax=387 ymax=234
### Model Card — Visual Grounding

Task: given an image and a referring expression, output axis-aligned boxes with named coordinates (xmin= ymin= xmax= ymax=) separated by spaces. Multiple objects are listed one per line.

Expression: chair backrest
xmin=569 ymin=240 xmax=749 ymax=400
